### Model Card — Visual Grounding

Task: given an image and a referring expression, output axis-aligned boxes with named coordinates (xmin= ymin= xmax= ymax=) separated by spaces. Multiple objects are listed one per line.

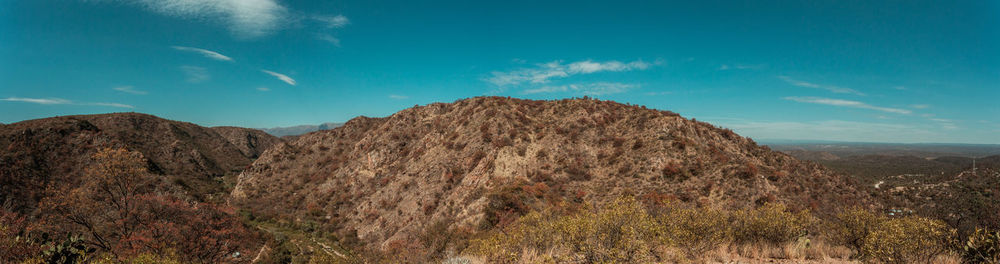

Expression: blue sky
xmin=1 ymin=0 xmax=997 ymax=143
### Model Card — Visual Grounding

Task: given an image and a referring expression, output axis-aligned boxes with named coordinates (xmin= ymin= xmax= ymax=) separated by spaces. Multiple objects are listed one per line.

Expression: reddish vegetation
xmin=0 ymin=113 xmax=280 ymax=213
xmin=231 ymin=96 xmax=873 ymax=252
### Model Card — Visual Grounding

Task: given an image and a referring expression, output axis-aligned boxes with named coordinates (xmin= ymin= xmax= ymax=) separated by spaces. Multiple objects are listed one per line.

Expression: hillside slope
xmin=231 ymin=97 xmax=873 ymax=250
xmin=0 ymin=113 xmax=280 ymax=213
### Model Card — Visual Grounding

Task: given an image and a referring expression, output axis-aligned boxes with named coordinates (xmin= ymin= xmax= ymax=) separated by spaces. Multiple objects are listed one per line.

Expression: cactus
xmin=41 ymin=234 xmax=94 ymax=264
xmin=963 ymin=227 xmax=1000 ymax=264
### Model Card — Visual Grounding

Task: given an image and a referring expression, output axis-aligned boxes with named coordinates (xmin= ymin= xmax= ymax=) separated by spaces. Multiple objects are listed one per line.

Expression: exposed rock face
xmin=231 ymin=97 xmax=873 ymax=250
xmin=0 ymin=113 xmax=279 ymax=212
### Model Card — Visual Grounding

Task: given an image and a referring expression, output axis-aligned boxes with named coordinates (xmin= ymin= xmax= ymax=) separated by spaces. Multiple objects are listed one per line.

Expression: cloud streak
xmin=779 ymin=76 xmax=866 ymax=96
xmin=2 ymin=97 xmax=133 ymax=108
xmin=523 ymin=82 xmax=637 ymax=96
xmin=261 ymin=70 xmax=296 ymax=85
xmin=713 ymin=119 xmax=938 ymax=143
xmin=783 ymin=96 xmax=912 ymax=114
xmin=316 ymin=33 xmax=341 ymax=46
xmin=487 ymin=59 xmax=654 ymax=86
xmin=113 ymin=86 xmax=147 ymax=95
xmin=313 ymin=14 xmax=349 ymax=28
xmin=120 ymin=0 xmax=289 ymax=38
xmin=180 ymin=66 xmax=210 ymax=83
xmin=1 ymin=97 xmax=72 ymax=105
xmin=171 ymin=46 xmax=233 ymax=61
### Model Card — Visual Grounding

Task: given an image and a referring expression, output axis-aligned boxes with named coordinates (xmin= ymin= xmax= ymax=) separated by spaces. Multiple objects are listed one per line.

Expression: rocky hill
xmin=231 ymin=97 xmax=873 ymax=250
xmin=0 ymin=113 xmax=280 ymax=213
xmin=211 ymin=126 xmax=283 ymax=159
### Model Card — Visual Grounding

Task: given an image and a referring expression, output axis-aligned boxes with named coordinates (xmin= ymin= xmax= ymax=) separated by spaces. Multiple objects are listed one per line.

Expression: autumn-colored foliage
xmin=37 ymin=148 xmax=259 ymax=263
xmin=1 ymin=209 xmax=43 ymax=262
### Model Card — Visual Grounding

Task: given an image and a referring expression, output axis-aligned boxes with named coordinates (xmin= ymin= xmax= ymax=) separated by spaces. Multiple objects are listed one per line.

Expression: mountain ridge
xmin=0 ymin=112 xmax=280 ymax=213
xmin=230 ymin=96 xmax=874 ymax=250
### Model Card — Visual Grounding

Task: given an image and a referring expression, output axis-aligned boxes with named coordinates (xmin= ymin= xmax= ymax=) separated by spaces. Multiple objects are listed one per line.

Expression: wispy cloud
xmin=113 ymin=86 xmax=147 ymax=95
xmin=523 ymin=82 xmax=637 ymax=96
xmin=778 ymin=76 xmax=866 ymax=96
xmin=180 ymin=66 xmax=210 ymax=83
xmin=171 ymin=46 xmax=233 ymax=61
xmin=486 ymin=59 xmax=655 ymax=86
xmin=312 ymin=14 xmax=349 ymax=28
xmin=116 ymin=0 xmax=289 ymax=38
xmin=261 ymin=70 xmax=296 ymax=86
xmin=1 ymin=97 xmax=72 ymax=105
xmin=644 ymin=91 xmax=673 ymax=96
xmin=316 ymin=33 xmax=341 ymax=46
xmin=910 ymin=104 xmax=930 ymax=109
xmin=257 ymin=87 xmax=270 ymax=92
xmin=783 ymin=96 xmax=911 ymax=114
xmin=719 ymin=64 xmax=765 ymax=70
xmin=2 ymin=97 xmax=133 ymax=108
xmin=388 ymin=94 xmax=408 ymax=100
xmin=712 ymin=119 xmax=938 ymax=143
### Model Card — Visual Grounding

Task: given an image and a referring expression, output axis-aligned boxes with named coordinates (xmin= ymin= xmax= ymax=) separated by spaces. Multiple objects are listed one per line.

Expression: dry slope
xmin=0 ymin=113 xmax=280 ymax=213
xmin=231 ymin=97 xmax=873 ymax=250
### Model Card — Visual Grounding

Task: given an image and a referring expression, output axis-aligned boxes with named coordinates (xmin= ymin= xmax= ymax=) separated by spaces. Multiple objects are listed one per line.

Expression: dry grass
xmin=711 ymin=240 xmax=855 ymax=263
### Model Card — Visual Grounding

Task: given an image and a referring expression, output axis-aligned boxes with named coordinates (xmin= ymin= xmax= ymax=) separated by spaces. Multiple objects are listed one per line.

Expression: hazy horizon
xmin=2 ymin=0 xmax=998 ymax=144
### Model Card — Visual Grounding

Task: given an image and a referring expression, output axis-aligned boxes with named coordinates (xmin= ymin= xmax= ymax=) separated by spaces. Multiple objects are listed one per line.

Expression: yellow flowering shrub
xmin=861 ymin=216 xmax=955 ymax=263
xmin=824 ymin=207 xmax=886 ymax=252
xmin=731 ymin=203 xmax=814 ymax=245
xmin=657 ymin=205 xmax=731 ymax=257
xmin=466 ymin=196 xmax=658 ymax=263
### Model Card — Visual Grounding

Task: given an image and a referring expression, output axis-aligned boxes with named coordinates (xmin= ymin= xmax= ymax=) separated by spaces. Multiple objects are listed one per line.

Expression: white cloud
xmin=486 ymin=59 xmax=654 ymax=86
xmin=644 ymin=91 xmax=672 ymax=96
xmin=180 ymin=65 xmax=210 ymax=83
xmin=712 ymin=119 xmax=939 ymax=143
xmin=1 ymin=97 xmax=73 ymax=105
xmin=113 ymin=86 xmax=147 ymax=95
xmin=313 ymin=14 xmax=349 ymax=28
xmin=316 ymin=33 xmax=341 ymax=46
xmin=566 ymin=60 xmax=650 ymax=74
xmin=523 ymin=82 xmax=637 ymax=96
xmin=719 ymin=64 xmax=764 ymax=70
xmin=778 ymin=76 xmax=866 ymax=96
xmin=910 ymin=104 xmax=930 ymax=109
xmin=261 ymin=70 xmax=296 ymax=85
xmin=2 ymin=97 xmax=132 ymax=108
xmin=118 ymin=0 xmax=289 ymax=38
xmin=388 ymin=94 xmax=408 ymax=99
xmin=257 ymin=87 xmax=270 ymax=91
xmin=783 ymin=96 xmax=912 ymax=114
xmin=926 ymin=117 xmax=959 ymax=130
xmin=171 ymin=46 xmax=233 ymax=61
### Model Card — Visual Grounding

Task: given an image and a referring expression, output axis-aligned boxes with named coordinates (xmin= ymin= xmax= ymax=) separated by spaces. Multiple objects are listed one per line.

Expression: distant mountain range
xmin=762 ymin=140 xmax=1000 ymax=158
xmin=259 ymin=122 xmax=343 ymax=137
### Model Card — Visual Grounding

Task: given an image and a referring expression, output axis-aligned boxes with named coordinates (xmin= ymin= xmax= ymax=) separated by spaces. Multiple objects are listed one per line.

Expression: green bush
xmin=861 ymin=216 xmax=955 ymax=264
xmin=962 ymin=227 xmax=1000 ymax=264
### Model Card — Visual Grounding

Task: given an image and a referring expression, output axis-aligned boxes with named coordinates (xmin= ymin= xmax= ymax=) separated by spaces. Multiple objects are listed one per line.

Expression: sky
xmin=1 ymin=0 xmax=998 ymax=144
